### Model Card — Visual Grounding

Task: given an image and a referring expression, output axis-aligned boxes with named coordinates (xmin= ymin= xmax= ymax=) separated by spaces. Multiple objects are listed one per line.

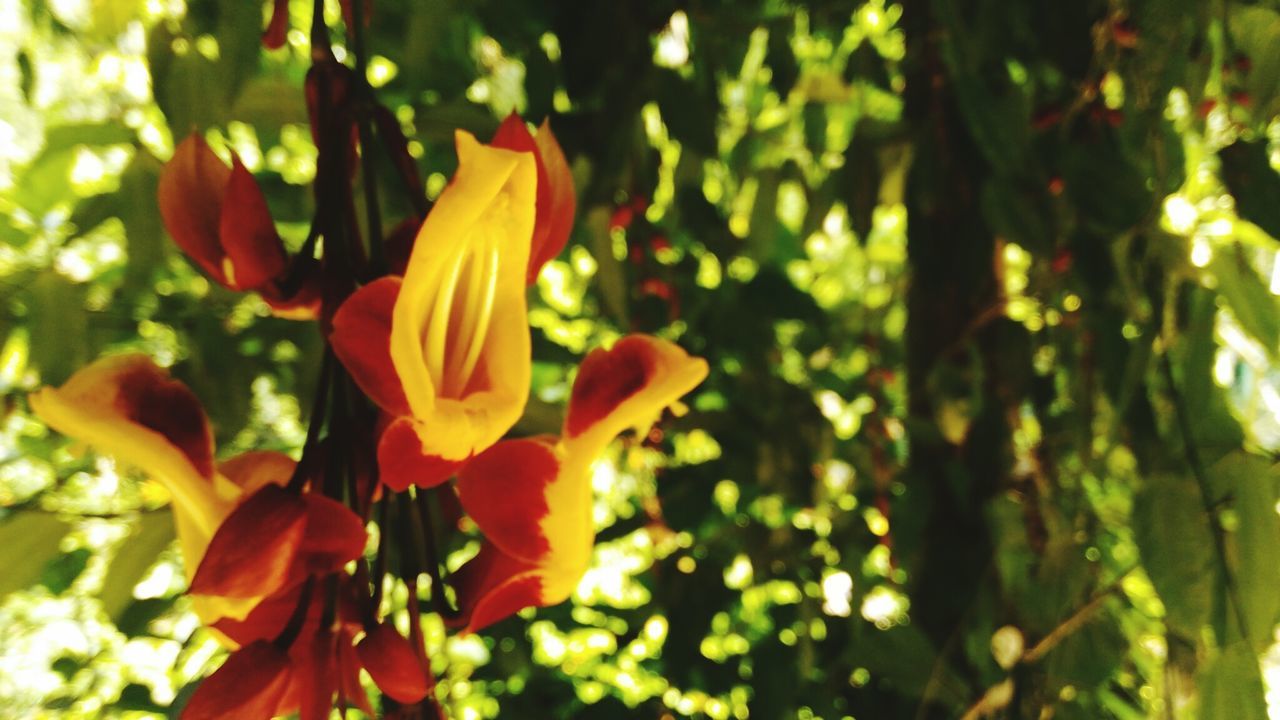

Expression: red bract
xmin=158 ymin=134 xmax=320 ymax=317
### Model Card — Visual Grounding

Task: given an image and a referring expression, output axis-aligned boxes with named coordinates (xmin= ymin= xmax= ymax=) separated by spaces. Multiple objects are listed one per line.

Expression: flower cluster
xmin=31 ymin=100 xmax=706 ymax=717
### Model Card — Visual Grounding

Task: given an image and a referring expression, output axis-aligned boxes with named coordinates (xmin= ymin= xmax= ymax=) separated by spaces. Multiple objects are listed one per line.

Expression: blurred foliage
xmin=1 ymin=0 xmax=1280 ymax=718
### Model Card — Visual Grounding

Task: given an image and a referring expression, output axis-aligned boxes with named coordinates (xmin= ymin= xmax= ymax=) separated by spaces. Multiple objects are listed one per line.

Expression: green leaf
xmin=1219 ymin=140 xmax=1280 ymax=241
xmin=152 ymin=45 xmax=228 ymax=134
xmin=1173 ymin=288 xmax=1245 ymax=462
xmin=99 ymin=512 xmax=176 ymax=621
xmin=585 ymin=206 xmax=629 ymax=328
xmin=1045 ymin=608 xmax=1128 ymax=693
xmin=117 ymin=598 xmax=175 ymax=638
xmin=230 ymin=77 xmax=310 ymax=135
xmin=116 ymin=683 xmax=168 ymax=713
xmin=981 ymin=178 xmax=1050 ymax=254
xmin=1133 ymin=472 xmax=1215 ymax=637
xmin=0 ymin=511 xmax=72 ymax=599
xmin=17 ymin=50 xmax=33 ymax=103
xmin=1209 ymin=252 xmax=1280 ymax=359
xmin=70 ymin=151 xmax=167 ymax=293
xmin=859 ymin=625 xmax=968 ymax=711
xmin=90 ymin=0 xmax=145 ymax=39
xmin=1228 ymin=6 xmax=1280 ymax=121
xmin=40 ymin=547 xmax=91 ymax=594
xmin=42 ymin=123 xmax=137 ymax=153
xmin=12 ymin=149 xmax=78 ymax=217
xmin=51 ymin=656 xmax=81 ymax=680
xmin=1200 ymin=642 xmax=1268 ymax=720
xmin=15 ymin=123 xmax=139 ymax=214
xmin=1210 ymin=452 xmax=1280 ymax=647
xmin=27 ymin=272 xmax=93 ymax=386
xmin=213 ymin=0 xmax=264 ymax=104
xmin=116 ymin=152 xmax=167 ymax=292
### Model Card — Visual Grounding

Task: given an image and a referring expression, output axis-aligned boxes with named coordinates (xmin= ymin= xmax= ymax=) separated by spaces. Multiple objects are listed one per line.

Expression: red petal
xmin=262 ymin=0 xmax=289 ymax=49
xmin=489 ymin=114 xmax=553 ymax=284
xmin=377 ymin=418 xmax=463 ymax=491
xmin=181 ymin=641 xmax=292 ymax=720
xmin=490 ymin=112 xmax=539 ymax=156
xmin=455 ymin=438 xmax=557 ymax=564
xmin=114 ymin=358 xmax=216 ymax=479
xmin=295 ymin=628 xmax=338 ymax=720
xmin=451 ymin=542 xmax=543 ymax=634
xmin=158 ymin=134 xmax=231 ymax=285
xmin=330 ymin=277 xmax=412 ymax=416
xmin=190 ymin=485 xmax=308 ymax=599
xmin=563 ymin=336 xmax=707 ymax=440
xmin=564 ymin=338 xmax=657 ymax=437
xmin=356 ymin=622 xmax=431 ymax=703
xmin=297 ymin=493 xmax=367 ymax=574
xmin=528 ymin=119 xmax=576 ymax=281
xmin=212 ymin=583 xmax=308 ymax=647
xmin=218 ymin=157 xmax=288 ymax=291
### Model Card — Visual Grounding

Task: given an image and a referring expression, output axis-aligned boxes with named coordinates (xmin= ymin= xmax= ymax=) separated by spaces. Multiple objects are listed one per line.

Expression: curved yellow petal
xmin=545 ymin=336 xmax=708 ymax=588
xmin=389 ymin=130 xmax=537 ymax=462
xmin=29 ymin=355 xmax=229 ymax=540
xmin=563 ymin=335 xmax=710 ymax=450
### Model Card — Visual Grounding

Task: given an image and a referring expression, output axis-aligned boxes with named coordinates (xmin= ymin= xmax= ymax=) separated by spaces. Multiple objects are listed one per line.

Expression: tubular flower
xmin=27 ymin=355 xmax=363 ymax=626
xmin=331 ymin=129 xmax=543 ymax=491
xmin=451 ymin=335 xmax=708 ymax=632
xmin=158 ymin=134 xmax=320 ymax=318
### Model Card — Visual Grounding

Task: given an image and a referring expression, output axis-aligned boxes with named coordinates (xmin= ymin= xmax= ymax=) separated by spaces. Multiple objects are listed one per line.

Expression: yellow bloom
xmin=332 ymin=130 xmax=539 ymax=490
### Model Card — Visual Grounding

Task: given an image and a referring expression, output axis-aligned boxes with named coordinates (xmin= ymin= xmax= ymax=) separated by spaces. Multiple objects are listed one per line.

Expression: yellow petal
xmin=390 ymin=130 xmax=538 ymax=461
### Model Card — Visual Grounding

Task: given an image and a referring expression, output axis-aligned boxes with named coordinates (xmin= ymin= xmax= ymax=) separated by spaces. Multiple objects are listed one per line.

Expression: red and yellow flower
xmin=28 ymin=355 xmax=364 ymax=627
xmin=451 ymin=335 xmax=708 ymax=632
xmin=29 ymin=356 xmax=399 ymax=718
xmin=330 ymin=118 xmax=575 ymax=491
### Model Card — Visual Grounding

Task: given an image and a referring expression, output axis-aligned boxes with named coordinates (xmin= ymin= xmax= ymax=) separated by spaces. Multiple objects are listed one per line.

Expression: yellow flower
xmin=331 ymin=130 xmax=539 ymax=490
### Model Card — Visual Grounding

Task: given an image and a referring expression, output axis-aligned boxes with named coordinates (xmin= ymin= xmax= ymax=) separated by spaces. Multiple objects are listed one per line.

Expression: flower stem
xmin=348 ymin=0 xmax=386 ymax=278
